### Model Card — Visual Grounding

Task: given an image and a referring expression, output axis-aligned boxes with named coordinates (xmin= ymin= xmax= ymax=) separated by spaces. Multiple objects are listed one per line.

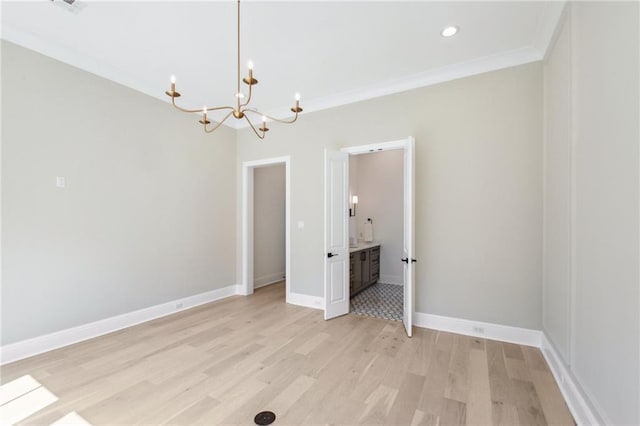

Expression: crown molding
xmin=532 ymin=1 xmax=568 ymax=61
xmin=3 ymin=1 xmax=565 ymax=131
xmin=238 ymin=45 xmax=543 ymax=129
xmin=0 ymin=24 xmax=189 ymax=119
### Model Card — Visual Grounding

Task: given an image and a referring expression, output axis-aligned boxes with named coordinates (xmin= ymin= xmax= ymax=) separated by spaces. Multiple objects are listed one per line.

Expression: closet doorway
xmin=241 ymin=157 xmax=291 ymax=301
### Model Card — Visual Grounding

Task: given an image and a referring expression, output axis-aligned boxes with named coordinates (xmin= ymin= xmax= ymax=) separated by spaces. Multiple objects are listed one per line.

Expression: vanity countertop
xmin=349 ymin=241 xmax=381 ymax=253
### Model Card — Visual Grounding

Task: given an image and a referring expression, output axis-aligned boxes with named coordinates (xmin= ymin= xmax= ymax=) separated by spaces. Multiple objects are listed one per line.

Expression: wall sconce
xmin=350 ymin=195 xmax=358 ymax=217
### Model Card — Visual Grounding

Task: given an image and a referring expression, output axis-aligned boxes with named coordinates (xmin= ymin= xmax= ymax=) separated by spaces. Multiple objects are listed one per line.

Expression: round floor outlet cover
xmin=254 ymin=411 xmax=276 ymax=425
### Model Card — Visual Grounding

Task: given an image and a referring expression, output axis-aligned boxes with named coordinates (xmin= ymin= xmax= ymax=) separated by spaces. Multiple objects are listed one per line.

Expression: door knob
xmin=411 ymin=259 xmax=417 ymax=263
xmin=327 ymin=253 xmax=339 ymax=258
xmin=401 ymin=258 xmax=409 ymax=263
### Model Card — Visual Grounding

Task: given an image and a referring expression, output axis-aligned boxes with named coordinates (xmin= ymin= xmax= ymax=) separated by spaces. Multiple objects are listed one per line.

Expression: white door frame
xmin=339 ymin=137 xmax=415 ymax=333
xmin=341 ymin=139 xmax=409 ymax=155
xmin=241 ymin=156 xmax=291 ymax=301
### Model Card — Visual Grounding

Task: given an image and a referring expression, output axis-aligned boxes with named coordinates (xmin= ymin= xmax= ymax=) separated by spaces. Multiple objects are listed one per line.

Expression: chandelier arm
xmin=171 ymin=97 xmax=235 ymax=114
xmin=205 ymin=106 xmax=236 ymax=112
xmin=204 ymin=110 xmax=235 ymax=134
xmin=171 ymin=97 xmax=204 ymax=113
xmin=244 ymin=109 xmax=299 ymax=124
xmin=243 ymin=115 xmax=266 ymax=140
xmin=240 ymin=82 xmax=253 ymax=109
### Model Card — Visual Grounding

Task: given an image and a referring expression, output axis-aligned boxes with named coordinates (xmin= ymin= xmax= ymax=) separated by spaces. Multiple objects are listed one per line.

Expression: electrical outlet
xmin=176 ymin=302 xmax=183 ymax=309
xmin=472 ymin=326 xmax=485 ymax=334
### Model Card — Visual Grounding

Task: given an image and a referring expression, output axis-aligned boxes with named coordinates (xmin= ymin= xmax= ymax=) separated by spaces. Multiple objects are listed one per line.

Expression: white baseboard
xmin=540 ymin=334 xmax=605 ymax=426
xmin=412 ymin=312 xmax=602 ymax=425
xmin=287 ymin=292 xmax=324 ymax=310
xmin=379 ymin=274 xmax=403 ymax=285
xmin=254 ymin=272 xmax=285 ymax=289
xmin=413 ymin=312 xmax=542 ymax=347
xmin=0 ymin=284 xmax=241 ymax=365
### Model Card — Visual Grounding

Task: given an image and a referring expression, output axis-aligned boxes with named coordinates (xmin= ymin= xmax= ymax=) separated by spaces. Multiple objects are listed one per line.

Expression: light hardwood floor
xmin=1 ymin=282 xmax=574 ymax=425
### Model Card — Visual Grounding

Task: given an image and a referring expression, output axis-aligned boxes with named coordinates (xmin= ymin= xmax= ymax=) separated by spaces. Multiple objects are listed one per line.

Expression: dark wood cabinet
xmin=350 ymin=244 xmax=380 ymax=296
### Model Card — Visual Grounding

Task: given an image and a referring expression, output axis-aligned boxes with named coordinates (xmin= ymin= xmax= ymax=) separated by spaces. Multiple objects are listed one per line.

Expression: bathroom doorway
xmin=324 ymin=137 xmax=415 ymax=337
xmin=347 ymin=149 xmax=404 ymax=322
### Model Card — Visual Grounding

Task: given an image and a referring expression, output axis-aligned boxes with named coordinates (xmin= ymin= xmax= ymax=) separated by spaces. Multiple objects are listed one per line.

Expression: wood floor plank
xmin=1 ymin=282 xmax=574 ymax=425
xmin=418 ymin=347 xmax=452 ymax=417
xmin=466 ymin=348 xmax=493 ymax=425
xmin=445 ymin=334 xmax=471 ymax=403
xmin=385 ymin=372 xmax=425 ymax=425
xmin=503 ymin=342 xmax=525 ymax=360
xmin=486 ymin=340 xmax=512 ymax=404
xmin=440 ymin=397 xmax=467 ymax=426
xmin=522 ymin=345 xmax=552 ymax=373
xmin=492 ymin=400 xmax=521 ymax=426
xmin=510 ymin=378 xmax=548 ymax=425
xmin=530 ymin=369 xmax=575 ymax=426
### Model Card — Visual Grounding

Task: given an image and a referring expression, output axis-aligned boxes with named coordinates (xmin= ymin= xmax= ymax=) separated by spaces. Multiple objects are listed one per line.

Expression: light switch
xmin=56 ymin=176 xmax=66 ymax=188
xmin=297 ymin=220 xmax=304 ymax=229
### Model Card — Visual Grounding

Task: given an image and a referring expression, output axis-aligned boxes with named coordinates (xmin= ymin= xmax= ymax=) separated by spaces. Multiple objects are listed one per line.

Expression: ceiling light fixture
xmin=165 ymin=0 xmax=302 ymax=139
xmin=441 ymin=26 xmax=458 ymax=37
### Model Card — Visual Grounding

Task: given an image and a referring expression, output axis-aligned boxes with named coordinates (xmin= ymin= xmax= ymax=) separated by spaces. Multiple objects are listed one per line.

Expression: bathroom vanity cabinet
xmin=349 ymin=243 xmax=380 ymax=296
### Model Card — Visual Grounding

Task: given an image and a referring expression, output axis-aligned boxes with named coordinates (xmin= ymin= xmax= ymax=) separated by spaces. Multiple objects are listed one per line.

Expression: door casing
xmin=241 ymin=156 xmax=291 ymax=300
xmin=332 ymin=137 xmax=416 ymax=334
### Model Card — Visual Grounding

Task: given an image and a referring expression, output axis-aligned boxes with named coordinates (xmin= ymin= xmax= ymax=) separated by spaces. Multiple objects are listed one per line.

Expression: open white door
xmin=402 ymin=137 xmax=416 ymax=337
xmin=324 ymin=149 xmax=349 ymax=320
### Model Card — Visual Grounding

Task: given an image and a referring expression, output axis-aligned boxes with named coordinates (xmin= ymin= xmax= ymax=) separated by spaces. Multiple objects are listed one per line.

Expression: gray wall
xmin=543 ymin=3 xmax=640 ymax=425
xmin=236 ymin=62 xmax=544 ymax=329
xmin=1 ymin=41 xmax=237 ymax=345
xmin=350 ymin=150 xmax=404 ymax=285
xmin=253 ymin=164 xmax=285 ymax=287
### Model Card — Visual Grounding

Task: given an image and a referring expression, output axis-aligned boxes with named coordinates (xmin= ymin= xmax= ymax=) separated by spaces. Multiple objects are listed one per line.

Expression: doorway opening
xmin=253 ymin=163 xmax=286 ymax=299
xmin=347 ymin=149 xmax=404 ymax=322
xmin=324 ymin=137 xmax=415 ymax=337
xmin=241 ymin=156 xmax=291 ymax=302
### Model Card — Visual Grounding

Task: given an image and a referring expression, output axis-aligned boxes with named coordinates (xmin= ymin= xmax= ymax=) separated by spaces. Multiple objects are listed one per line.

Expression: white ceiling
xmin=1 ymin=1 xmax=564 ymax=128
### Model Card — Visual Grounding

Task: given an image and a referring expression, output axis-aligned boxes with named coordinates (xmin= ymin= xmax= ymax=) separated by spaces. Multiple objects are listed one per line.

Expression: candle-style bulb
xmin=262 ymin=116 xmax=267 ymax=123
xmin=295 ymin=92 xmax=301 ymax=101
xmin=170 ymin=75 xmax=176 ymax=84
xmin=203 ymin=106 xmax=207 ymax=115
xmin=248 ymin=60 xmax=254 ymax=70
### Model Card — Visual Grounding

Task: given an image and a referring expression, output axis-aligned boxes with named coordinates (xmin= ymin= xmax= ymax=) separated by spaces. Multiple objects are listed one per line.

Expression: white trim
xmin=540 ymin=334 xmax=605 ymax=426
xmin=0 ymin=284 xmax=241 ymax=365
xmin=254 ymin=273 xmax=286 ymax=289
xmin=241 ymin=157 xmax=291 ymax=302
xmin=413 ymin=312 xmax=542 ymax=347
xmin=341 ymin=139 xmax=407 ymax=155
xmin=341 ymin=137 xmax=414 ymax=337
xmin=413 ymin=311 xmax=606 ymax=425
xmin=567 ymin=3 xmax=577 ymax=369
xmin=237 ymin=47 xmax=543 ymax=129
xmin=533 ymin=1 xmax=568 ymax=61
xmin=379 ymin=275 xmax=403 ymax=286
xmin=3 ymin=24 xmax=549 ymax=131
xmin=287 ymin=292 xmax=324 ymax=310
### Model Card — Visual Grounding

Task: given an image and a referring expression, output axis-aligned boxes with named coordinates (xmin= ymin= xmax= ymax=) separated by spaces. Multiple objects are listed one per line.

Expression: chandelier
xmin=165 ymin=0 xmax=303 ymax=139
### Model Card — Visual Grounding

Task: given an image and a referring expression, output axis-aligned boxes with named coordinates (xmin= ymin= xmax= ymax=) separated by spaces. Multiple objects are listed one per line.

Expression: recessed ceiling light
xmin=441 ymin=26 xmax=458 ymax=37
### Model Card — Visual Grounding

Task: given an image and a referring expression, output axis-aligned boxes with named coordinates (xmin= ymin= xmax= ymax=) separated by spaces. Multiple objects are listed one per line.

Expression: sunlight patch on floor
xmin=50 ymin=411 xmax=92 ymax=425
xmin=0 ymin=374 xmax=57 ymax=425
